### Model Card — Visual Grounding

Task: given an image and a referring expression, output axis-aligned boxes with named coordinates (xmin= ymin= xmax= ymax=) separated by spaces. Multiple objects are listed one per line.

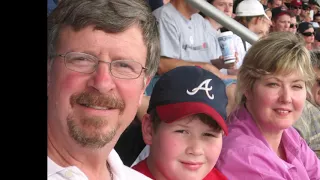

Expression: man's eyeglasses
xmin=57 ymin=52 xmax=148 ymax=79
xmin=293 ymin=6 xmax=301 ymax=9
xmin=290 ymin=24 xmax=298 ymax=28
xmin=301 ymin=32 xmax=315 ymax=36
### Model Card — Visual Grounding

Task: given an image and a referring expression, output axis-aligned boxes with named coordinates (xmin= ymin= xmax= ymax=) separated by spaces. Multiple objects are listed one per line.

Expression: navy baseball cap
xmin=271 ymin=6 xmax=290 ymax=21
xmin=297 ymin=22 xmax=314 ymax=33
xmin=147 ymin=66 xmax=228 ymax=135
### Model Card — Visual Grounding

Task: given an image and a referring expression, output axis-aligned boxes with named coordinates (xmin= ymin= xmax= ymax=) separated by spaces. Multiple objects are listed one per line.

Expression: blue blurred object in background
xmin=47 ymin=0 xmax=58 ymax=16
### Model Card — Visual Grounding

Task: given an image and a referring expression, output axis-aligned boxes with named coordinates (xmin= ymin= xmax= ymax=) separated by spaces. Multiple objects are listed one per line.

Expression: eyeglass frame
xmin=56 ymin=52 xmax=148 ymax=79
xmin=301 ymin=31 xmax=315 ymax=36
xmin=290 ymin=23 xmax=298 ymax=28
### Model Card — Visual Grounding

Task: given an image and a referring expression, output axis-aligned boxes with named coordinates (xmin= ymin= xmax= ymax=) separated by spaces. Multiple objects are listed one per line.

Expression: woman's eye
xmin=267 ymin=83 xmax=279 ymax=87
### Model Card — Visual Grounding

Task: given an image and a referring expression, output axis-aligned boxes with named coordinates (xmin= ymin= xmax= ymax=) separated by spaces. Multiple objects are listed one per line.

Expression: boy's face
xmin=144 ymin=115 xmax=223 ymax=180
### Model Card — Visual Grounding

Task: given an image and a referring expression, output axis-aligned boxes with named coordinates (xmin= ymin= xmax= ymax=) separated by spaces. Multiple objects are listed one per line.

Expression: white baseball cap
xmin=236 ymin=0 xmax=270 ymax=20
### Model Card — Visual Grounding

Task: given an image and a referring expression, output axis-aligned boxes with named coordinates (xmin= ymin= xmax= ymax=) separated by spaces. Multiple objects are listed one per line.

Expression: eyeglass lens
xmin=62 ymin=52 xmax=146 ymax=79
xmin=290 ymin=24 xmax=297 ymax=28
xmin=302 ymin=32 xmax=315 ymax=36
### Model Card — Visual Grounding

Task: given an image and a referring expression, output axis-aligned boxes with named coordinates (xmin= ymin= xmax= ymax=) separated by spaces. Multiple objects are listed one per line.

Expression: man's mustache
xmin=70 ymin=91 xmax=125 ymax=112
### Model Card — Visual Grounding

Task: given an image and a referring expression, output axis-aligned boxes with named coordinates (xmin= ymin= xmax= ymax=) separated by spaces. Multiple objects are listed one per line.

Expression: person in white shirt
xmin=201 ymin=0 xmax=246 ymax=76
xmin=47 ymin=0 xmax=160 ymax=179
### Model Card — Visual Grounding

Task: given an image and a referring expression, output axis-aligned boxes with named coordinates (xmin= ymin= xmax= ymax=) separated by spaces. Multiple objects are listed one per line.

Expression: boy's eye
xmin=175 ymin=130 xmax=188 ymax=134
xmin=203 ymin=133 xmax=217 ymax=137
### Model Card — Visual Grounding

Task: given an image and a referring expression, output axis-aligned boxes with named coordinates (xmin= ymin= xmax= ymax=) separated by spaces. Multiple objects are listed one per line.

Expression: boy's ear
xmin=141 ymin=114 xmax=154 ymax=145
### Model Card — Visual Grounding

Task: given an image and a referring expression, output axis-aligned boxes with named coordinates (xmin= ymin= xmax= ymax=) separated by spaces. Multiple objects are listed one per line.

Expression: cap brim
xmin=156 ymin=102 xmax=228 ymax=135
xmin=263 ymin=12 xmax=270 ymax=20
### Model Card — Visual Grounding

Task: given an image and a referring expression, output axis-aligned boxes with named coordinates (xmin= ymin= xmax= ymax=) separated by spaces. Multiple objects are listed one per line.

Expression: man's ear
xmin=138 ymin=76 xmax=152 ymax=106
xmin=137 ymin=96 xmax=150 ymax=122
xmin=144 ymin=76 xmax=152 ymax=89
xmin=141 ymin=114 xmax=154 ymax=145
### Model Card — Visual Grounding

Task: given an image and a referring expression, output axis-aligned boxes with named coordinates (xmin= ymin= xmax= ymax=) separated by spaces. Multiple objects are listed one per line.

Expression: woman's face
xmin=248 ymin=17 xmax=271 ymax=38
xmin=245 ymin=72 xmax=306 ymax=133
xmin=302 ymin=27 xmax=315 ymax=44
xmin=266 ymin=10 xmax=272 ymax=20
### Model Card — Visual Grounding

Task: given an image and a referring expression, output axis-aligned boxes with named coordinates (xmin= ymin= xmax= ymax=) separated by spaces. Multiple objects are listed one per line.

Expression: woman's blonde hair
xmin=236 ymin=32 xmax=315 ymax=105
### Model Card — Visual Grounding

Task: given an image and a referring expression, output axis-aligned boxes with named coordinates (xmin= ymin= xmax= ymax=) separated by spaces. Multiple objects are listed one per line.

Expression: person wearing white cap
xmin=234 ymin=0 xmax=271 ymax=50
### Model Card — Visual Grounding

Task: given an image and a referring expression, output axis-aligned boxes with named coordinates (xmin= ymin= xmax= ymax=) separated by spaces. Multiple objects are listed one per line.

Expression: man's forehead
xmin=57 ymin=25 xmax=147 ymax=63
xmin=60 ymin=25 xmax=146 ymax=46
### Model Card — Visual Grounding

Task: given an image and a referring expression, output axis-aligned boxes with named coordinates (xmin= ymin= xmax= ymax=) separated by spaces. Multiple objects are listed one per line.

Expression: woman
xmin=216 ymin=32 xmax=320 ymax=179
xmin=265 ymin=7 xmax=272 ymax=20
xmin=298 ymin=22 xmax=315 ymax=50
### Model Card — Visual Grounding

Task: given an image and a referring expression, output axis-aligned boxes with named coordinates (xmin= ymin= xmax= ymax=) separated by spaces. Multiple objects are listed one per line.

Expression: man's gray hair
xmin=47 ymin=0 xmax=160 ymax=76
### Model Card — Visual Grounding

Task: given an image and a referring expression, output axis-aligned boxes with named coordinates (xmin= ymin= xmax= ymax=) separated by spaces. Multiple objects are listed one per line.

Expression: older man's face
xmin=47 ymin=25 xmax=148 ymax=149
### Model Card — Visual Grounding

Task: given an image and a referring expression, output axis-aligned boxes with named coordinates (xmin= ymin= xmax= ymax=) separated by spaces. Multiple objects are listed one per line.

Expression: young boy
xmin=132 ymin=66 xmax=228 ymax=180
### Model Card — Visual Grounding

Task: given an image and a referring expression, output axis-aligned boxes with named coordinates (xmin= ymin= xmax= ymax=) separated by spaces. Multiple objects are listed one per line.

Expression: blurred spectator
xmin=293 ymin=49 xmax=320 ymax=158
xmin=301 ymin=3 xmax=312 ymax=22
xmin=267 ymin=0 xmax=283 ymax=9
xmin=313 ymin=11 xmax=320 ymax=24
xmin=309 ymin=50 xmax=320 ymax=106
xmin=289 ymin=14 xmax=299 ymax=33
xmin=150 ymin=0 xmax=229 ymax=82
xmin=201 ymin=0 xmax=246 ymax=76
xmin=289 ymin=0 xmax=302 ymax=16
xmin=271 ymin=6 xmax=291 ymax=32
xmin=151 ymin=0 xmax=238 ymax=117
xmin=202 ymin=0 xmax=234 ymax=31
xmin=235 ymin=0 xmax=271 ymax=41
xmin=298 ymin=22 xmax=315 ymax=50
xmin=147 ymin=0 xmax=170 ymax=11
xmin=265 ymin=7 xmax=273 ymax=19
xmin=309 ymin=0 xmax=320 ymax=14
xmin=313 ymin=28 xmax=320 ymax=49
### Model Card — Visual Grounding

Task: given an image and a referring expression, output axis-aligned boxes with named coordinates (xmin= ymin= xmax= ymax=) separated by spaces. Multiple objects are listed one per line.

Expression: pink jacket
xmin=216 ymin=105 xmax=320 ymax=180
